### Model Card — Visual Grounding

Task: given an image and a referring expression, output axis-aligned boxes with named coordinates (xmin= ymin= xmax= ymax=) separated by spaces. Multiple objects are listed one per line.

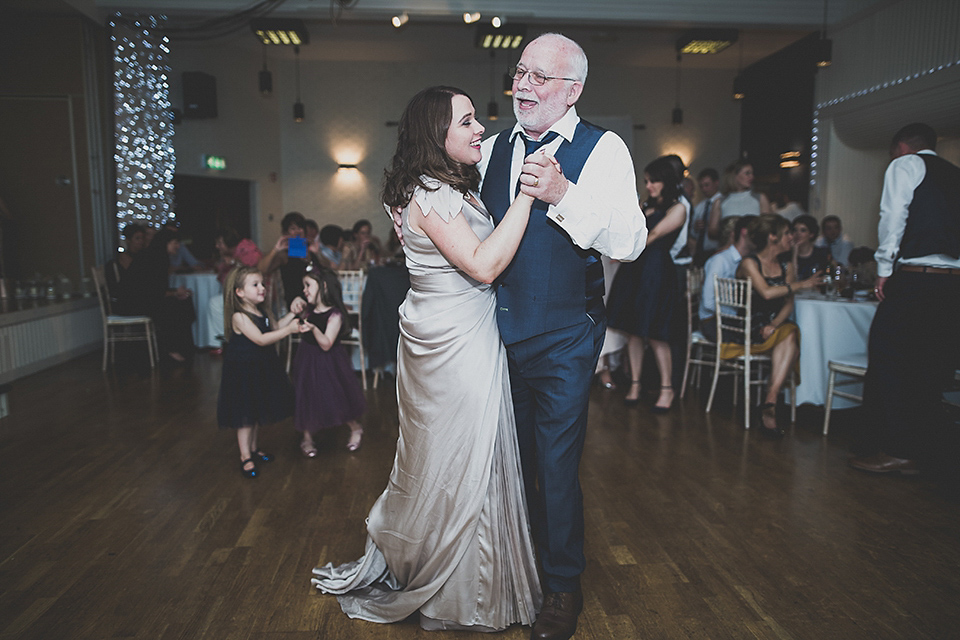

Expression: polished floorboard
xmin=1 ymin=352 xmax=959 ymax=639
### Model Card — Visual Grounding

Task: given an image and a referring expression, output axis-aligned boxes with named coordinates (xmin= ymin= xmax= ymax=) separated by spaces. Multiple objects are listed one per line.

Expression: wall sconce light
xmin=503 ymin=73 xmax=514 ymax=96
xmin=487 ymin=101 xmax=499 ymax=121
xmin=337 ymin=163 xmax=358 ymax=170
xmin=463 ymin=12 xmax=481 ymax=24
xmin=391 ymin=12 xmax=409 ymax=28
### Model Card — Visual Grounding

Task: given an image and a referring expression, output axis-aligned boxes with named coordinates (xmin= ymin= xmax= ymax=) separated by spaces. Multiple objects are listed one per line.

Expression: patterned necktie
xmin=515 ymin=131 xmax=560 ymax=196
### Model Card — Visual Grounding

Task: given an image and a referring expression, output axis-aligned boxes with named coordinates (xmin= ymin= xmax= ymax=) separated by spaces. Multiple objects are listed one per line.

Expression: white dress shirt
xmin=478 ymin=106 xmax=647 ymax=261
xmin=699 ymin=244 xmax=743 ymax=320
xmin=875 ymin=149 xmax=960 ymax=277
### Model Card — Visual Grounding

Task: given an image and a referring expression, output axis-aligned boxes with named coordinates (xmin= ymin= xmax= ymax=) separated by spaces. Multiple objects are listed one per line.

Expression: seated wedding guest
xmin=699 ymin=215 xmax=753 ymax=342
xmin=162 ymin=220 xmax=202 ymax=271
xmin=730 ymin=215 xmax=822 ymax=436
xmin=707 ymin=159 xmax=772 ymax=241
xmin=791 ymin=215 xmax=832 ymax=280
xmin=105 ymin=223 xmax=147 ymax=301
xmin=316 ymin=224 xmax=344 ymax=270
xmin=208 ymin=229 xmax=263 ymax=352
xmin=118 ymin=228 xmax=195 ymax=363
xmin=304 ymin=219 xmax=320 ymax=246
xmin=815 ymin=215 xmax=854 ymax=265
xmin=346 ymin=218 xmax=383 ymax=268
xmin=259 ymin=212 xmax=320 ymax=309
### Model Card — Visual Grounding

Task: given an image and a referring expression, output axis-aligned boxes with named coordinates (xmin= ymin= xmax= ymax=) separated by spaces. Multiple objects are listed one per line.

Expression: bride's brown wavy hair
xmin=382 ymin=86 xmax=482 ymax=209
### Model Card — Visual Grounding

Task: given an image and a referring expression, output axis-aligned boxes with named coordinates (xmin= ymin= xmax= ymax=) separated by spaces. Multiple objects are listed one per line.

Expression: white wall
xmin=812 ymin=0 xmax=960 ymax=248
xmin=167 ymin=28 xmax=743 ymax=248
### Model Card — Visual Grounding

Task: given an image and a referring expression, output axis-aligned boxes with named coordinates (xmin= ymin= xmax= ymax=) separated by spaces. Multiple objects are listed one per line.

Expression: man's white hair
xmin=531 ymin=32 xmax=588 ymax=83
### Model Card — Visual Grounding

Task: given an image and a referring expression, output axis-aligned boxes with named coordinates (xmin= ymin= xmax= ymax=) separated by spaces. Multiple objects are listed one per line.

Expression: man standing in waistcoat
xmin=478 ymin=33 xmax=647 ymax=640
xmin=849 ymin=123 xmax=960 ymax=479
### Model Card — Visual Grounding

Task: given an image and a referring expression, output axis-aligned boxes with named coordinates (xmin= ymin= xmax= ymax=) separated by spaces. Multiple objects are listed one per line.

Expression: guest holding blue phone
xmin=257 ymin=211 xmax=321 ymax=309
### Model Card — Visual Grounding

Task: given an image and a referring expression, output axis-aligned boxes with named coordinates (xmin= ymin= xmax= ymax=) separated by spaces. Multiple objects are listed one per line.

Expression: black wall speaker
xmin=182 ymin=72 xmax=217 ymax=119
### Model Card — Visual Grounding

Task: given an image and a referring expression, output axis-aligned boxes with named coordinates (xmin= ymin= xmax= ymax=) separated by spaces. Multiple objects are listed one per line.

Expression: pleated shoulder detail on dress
xmin=413 ymin=178 xmax=465 ymax=223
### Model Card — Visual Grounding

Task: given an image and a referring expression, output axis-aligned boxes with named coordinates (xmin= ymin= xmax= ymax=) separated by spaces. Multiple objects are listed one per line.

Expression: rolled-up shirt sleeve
xmin=546 ymin=132 xmax=647 ymax=261
xmin=875 ymin=154 xmax=926 ymax=277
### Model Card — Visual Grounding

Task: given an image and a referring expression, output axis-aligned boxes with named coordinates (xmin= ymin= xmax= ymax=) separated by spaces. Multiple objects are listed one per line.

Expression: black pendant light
xmin=293 ymin=45 xmax=304 ymax=122
xmin=259 ymin=44 xmax=272 ymax=96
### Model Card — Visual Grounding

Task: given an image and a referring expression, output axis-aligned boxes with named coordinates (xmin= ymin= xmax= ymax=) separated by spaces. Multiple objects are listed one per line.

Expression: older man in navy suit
xmin=478 ymin=33 xmax=647 ymax=640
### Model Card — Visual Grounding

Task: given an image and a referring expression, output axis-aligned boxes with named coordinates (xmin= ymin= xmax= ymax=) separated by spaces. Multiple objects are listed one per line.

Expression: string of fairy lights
xmin=809 ymin=57 xmax=960 ymax=188
xmin=110 ymin=13 xmax=176 ymax=235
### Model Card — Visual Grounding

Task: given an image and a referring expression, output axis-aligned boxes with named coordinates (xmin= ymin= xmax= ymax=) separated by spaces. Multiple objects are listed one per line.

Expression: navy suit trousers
xmin=506 ymin=314 xmax=605 ymax=593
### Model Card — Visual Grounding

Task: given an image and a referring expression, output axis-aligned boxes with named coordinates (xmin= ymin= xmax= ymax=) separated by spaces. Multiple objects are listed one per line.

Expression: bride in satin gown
xmin=311 ymin=86 xmax=543 ymax=631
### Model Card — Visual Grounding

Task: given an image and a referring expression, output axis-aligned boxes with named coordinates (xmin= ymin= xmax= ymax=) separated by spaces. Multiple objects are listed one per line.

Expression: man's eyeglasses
xmin=508 ymin=66 xmax=577 ymax=87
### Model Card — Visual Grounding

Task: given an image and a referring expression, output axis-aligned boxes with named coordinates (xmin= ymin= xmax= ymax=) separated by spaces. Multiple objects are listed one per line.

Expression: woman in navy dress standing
xmin=606 ymin=156 xmax=687 ymax=412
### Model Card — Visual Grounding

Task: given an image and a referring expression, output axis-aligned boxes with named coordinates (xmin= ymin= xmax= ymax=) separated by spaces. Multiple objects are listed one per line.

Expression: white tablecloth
xmin=794 ymin=293 xmax=878 ymax=408
xmin=170 ymin=272 xmax=222 ymax=349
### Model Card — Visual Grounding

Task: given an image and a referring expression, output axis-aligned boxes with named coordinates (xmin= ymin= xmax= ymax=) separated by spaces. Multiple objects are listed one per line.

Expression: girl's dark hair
xmin=382 ymin=86 xmax=481 ymax=209
xmin=216 ymin=228 xmax=241 ymax=249
xmin=642 ymin=156 xmax=682 ymax=209
xmin=304 ymin=267 xmax=352 ymax=341
xmin=792 ymin=214 xmax=820 ymax=239
xmin=748 ymin=214 xmax=791 ymax=252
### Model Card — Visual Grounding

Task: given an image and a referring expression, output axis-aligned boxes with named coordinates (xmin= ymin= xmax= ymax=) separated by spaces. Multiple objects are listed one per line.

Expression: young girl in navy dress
xmin=290 ymin=267 xmax=366 ymax=457
xmin=217 ymin=266 xmax=311 ymax=477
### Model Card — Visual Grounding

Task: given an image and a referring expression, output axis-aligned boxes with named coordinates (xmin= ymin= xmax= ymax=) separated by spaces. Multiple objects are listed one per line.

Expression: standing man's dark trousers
xmin=506 ymin=314 xmax=605 ymax=594
xmin=860 ymin=270 xmax=960 ymax=468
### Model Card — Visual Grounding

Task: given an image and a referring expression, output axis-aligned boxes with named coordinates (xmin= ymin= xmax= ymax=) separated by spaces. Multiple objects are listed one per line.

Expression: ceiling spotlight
xmin=491 ymin=16 xmax=503 ymax=28
xmin=463 ymin=12 xmax=481 ymax=24
xmin=391 ymin=12 xmax=409 ymax=28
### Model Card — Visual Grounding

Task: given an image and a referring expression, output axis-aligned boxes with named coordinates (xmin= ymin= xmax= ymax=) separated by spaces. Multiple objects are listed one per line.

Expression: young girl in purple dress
xmin=290 ymin=267 xmax=366 ymax=457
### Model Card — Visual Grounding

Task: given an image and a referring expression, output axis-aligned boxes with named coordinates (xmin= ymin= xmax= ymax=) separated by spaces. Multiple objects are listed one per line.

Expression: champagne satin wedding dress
xmin=311 ymin=180 xmax=542 ymax=631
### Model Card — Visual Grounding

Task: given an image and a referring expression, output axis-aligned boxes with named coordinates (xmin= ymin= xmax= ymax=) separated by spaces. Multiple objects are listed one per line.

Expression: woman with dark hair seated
xmin=791 ymin=214 xmax=832 ymax=280
xmin=731 ymin=214 xmax=822 ymax=435
xmin=118 ymin=228 xmax=196 ymax=363
xmin=105 ymin=223 xmax=147 ymax=302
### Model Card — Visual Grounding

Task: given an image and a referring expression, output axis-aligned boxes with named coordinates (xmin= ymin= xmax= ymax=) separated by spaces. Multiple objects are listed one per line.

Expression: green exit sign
xmin=203 ymin=154 xmax=226 ymax=170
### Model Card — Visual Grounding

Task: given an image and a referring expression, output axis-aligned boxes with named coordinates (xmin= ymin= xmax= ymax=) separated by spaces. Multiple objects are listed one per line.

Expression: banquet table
xmin=793 ymin=292 xmax=878 ymax=408
xmin=170 ymin=272 xmax=222 ymax=348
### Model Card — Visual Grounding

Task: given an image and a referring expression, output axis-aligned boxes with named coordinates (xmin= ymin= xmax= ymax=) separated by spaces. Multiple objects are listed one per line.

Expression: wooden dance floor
xmin=1 ymin=352 xmax=959 ymax=639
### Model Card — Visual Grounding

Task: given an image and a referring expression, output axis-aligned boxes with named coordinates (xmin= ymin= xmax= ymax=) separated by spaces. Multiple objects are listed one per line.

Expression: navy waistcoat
xmin=480 ymin=120 xmax=606 ymax=345
xmin=900 ymin=154 xmax=960 ymax=261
